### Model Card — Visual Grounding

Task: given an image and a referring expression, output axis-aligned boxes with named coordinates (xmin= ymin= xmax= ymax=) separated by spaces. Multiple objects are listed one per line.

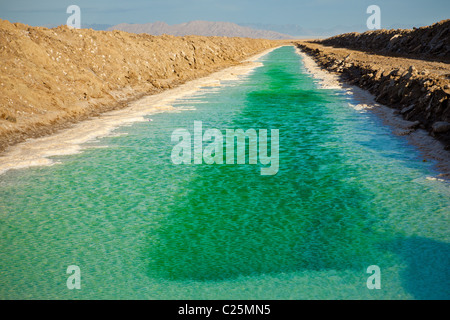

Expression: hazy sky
xmin=0 ymin=0 xmax=448 ymax=29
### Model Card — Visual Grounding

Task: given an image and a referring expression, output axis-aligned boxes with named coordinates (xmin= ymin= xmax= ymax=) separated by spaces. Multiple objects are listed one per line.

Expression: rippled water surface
xmin=0 ymin=46 xmax=449 ymax=299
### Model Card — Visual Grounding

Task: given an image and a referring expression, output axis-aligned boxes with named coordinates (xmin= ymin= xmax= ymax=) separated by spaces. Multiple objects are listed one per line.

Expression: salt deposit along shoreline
xmin=0 ymin=46 xmax=281 ymax=175
xmin=295 ymin=45 xmax=450 ymax=180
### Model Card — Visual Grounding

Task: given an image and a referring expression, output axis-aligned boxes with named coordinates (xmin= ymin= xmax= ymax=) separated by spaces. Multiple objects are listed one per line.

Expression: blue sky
xmin=0 ymin=0 xmax=448 ymax=30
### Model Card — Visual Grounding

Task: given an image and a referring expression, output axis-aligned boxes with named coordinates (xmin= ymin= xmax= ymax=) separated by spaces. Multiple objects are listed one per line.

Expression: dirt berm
xmin=318 ymin=19 xmax=450 ymax=62
xmin=296 ymin=20 xmax=450 ymax=148
xmin=0 ymin=19 xmax=277 ymax=153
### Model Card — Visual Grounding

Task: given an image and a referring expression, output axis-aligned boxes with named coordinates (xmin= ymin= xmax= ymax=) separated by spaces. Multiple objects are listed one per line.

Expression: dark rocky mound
xmin=318 ymin=19 xmax=450 ymax=62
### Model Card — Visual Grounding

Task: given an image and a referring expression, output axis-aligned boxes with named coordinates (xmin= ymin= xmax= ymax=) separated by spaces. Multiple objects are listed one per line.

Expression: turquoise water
xmin=0 ymin=46 xmax=449 ymax=299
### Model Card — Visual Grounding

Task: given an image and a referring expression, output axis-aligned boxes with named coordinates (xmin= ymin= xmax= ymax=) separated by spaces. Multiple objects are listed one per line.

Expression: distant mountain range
xmin=239 ymin=23 xmax=367 ymax=38
xmin=106 ymin=21 xmax=293 ymax=39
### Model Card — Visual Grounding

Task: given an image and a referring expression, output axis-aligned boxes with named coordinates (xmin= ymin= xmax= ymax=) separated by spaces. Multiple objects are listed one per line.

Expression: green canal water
xmin=0 ymin=46 xmax=449 ymax=299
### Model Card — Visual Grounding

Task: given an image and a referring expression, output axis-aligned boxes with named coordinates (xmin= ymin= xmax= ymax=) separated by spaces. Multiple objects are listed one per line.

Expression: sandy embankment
xmin=0 ymin=19 xmax=278 ymax=154
xmin=295 ymin=43 xmax=450 ymax=178
xmin=0 ymin=20 xmax=280 ymax=174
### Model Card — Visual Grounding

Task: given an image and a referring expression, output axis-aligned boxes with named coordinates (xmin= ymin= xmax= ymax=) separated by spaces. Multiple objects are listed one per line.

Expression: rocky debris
xmin=401 ymin=105 xmax=415 ymax=114
xmin=317 ymin=19 xmax=450 ymax=62
xmin=432 ymin=121 xmax=450 ymax=133
xmin=0 ymin=19 xmax=277 ymax=153
xmin=406 ymin=120 xmax=421 ymax=129
xmin=296 ymin=40 xmax=450 ymax=148
xmin=393 ymin=120 xmax=422 ymax=136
